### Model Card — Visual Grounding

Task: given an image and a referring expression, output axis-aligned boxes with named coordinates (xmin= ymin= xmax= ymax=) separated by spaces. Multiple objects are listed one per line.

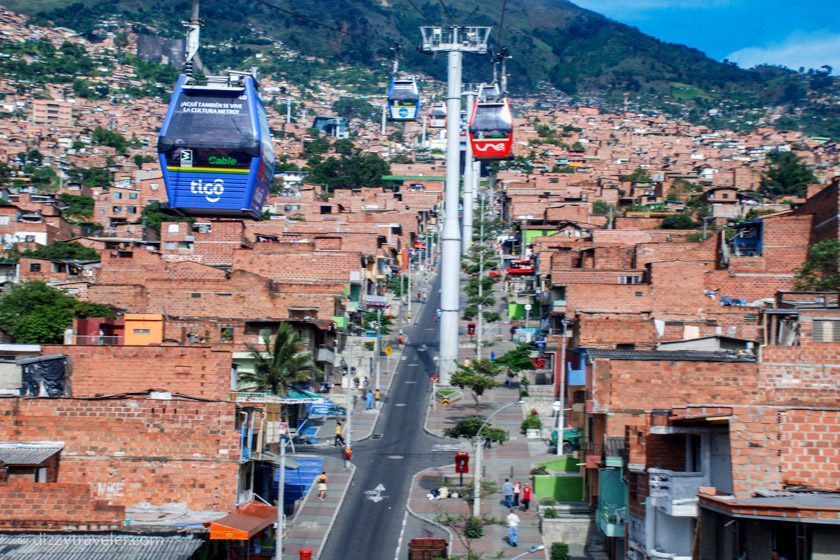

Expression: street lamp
xmin=510 ymin=544 xmax=546 ymax=559
xmin=555 ymin=318 xmax=570 ymax=457
xmin=473 ymin=399 xmax=524 ymax=517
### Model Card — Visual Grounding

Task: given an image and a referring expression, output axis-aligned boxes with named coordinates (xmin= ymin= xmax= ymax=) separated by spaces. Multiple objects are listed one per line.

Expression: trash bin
xmin=299 ymin=548 xmax=313 ymax=560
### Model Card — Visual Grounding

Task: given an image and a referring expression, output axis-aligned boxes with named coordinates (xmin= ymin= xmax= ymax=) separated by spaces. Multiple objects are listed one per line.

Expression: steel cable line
xmin=436 ymin=0 xmax=454 ymax=23
xmin=252 ymin=0 xmax=357 ymax=37
xmin=497 ymin=0 xmax=509 ymax=45
xmin=402 ymin=0 xmax=434 ymax=24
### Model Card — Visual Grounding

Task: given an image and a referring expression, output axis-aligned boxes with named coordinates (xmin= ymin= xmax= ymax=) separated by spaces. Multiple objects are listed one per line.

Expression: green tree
xmin=619 ymin=167 xmax=651 ymax=183
xmin=23 ymin=241 xmax=99 ymax=261
xmin=307 ymin=152 xmax=390 ymax=192
xmin=496 ymin=343 xmax=537 ymax=374
xmin=661 ymin=214 xmax=697 ymax=229
xmin=362 ymin=311 xmax=392 ymax=335
xmin=761 ymin=151 xmax=817 ymax=197
xmin=333 ymin=138 xmax=356 ymax=156
xmin=60 ymin=193 xmax=94 ymax=222
xmin=0 ymin=281 xmax=113 ymax=344
xmin=592 ymin=200 xmax=614 ymax=216
xmin=332 ymin=97 xmax=375 ymax=121
xmin=795 ymin=239 xmax=840 ymax=291
xmin=443 ymin=415 xmax=508 ymax=445
xmin=239 ymin=322 xmax=321 ymax=397
xmin=141 ymin=201 xmax=193 ymax=234
xmin=67 ymin=166 xmax=111 ymax=189
xmin=91 ymin=126 xmax=130 ymax=156
xmin=26 ymin=166 xmax=59 ymax=191
xmin=450 ymin=359 xmax=501 ymax=409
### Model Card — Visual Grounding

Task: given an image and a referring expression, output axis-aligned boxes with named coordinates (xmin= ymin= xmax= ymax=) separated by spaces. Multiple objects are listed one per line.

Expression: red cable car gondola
xmin=468 ymin=97 xmax=513 ymax=160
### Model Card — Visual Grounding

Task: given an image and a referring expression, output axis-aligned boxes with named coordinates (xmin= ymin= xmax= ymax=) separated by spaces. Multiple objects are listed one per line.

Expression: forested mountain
xmin=5 ymin=0 xmax=839 ymax=137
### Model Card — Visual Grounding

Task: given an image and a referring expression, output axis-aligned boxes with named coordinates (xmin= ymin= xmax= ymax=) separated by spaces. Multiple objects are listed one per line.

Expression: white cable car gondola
xmin=387 ymin=76 xmax=420 ymax=122
xmin=429 ymin=102 xmax=447 ymax=128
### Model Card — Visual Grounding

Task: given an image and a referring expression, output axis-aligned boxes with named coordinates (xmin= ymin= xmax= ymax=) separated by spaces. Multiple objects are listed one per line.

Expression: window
xmin=0 ymin=216 xmax=9 ymax=225
xmin=128 ymin=206 xmax=137 ymax=214
xmin=29 ymin=263 xmax=41 ymax=272
xmin=190 ymin=292 xmax=201 ymax=298
xmin=220 ymin=327 xmax=234 ymax=343
xmin=721 ymin=193 xmax=729 ymax=199
xmin=164 ymin=241 xmax=176 ymax=250
xmin=113 ymin=192 xmax=122 ymax=200
xmin=178 ymin=241 xmax=193 ymax=250
xmin=129 ymin=192 xmax=138 ymax=199
xmin=619 ymin=275 xmax=642 ymax=284
xmin=35 ymin=467 xmax=48 ymax=483
xmin=112 ymin=206 xmax=122 ymax=213
xmin=133 ymin=329 xmax=151 ymax=334
xmin=168 ymin=224 xmax=180 ymax=233
xmin=99 ymin=209 xmax=105 ymax=215
xmin=813 ymin=320 xmax=840 ymax=343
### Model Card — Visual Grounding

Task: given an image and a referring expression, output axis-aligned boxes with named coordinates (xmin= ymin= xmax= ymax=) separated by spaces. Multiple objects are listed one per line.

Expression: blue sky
xmin=570 ymin=0 xmax=839 ymax=73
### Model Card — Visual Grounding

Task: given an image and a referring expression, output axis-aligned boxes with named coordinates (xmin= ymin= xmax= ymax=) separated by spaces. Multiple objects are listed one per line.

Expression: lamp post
xmin=473 ymin=399 xmax=523 ymax=517
xmin=275 ymin=432 xmax=289 ymax=560
xmin=510 ymin=544 xmax=546 ymax=559
xmin=555 ymin=318 xmax=569 ymax=456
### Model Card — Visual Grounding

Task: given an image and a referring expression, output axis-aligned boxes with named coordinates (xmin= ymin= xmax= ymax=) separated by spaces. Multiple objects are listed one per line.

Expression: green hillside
xmin=6 ymin=0 xmax=840 ymax=138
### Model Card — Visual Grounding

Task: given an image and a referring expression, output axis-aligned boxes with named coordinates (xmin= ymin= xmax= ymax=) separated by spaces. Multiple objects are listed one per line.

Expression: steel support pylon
xmin=420 ymin=26 xmax=491 ymax=385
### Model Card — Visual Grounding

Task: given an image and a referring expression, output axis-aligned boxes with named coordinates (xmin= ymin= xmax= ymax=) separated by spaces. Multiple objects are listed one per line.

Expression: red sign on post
xmin=455 ymin=451 xmax=469 ymax=474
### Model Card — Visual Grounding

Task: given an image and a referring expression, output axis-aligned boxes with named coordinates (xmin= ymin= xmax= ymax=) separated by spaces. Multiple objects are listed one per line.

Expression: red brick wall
xmin=650 ymin=261 xmax=708 ymax=313
xmin=83 ymin=284 xmax=147 ymax=311
xmin=566 ymin=284 xmax=652 ymax=314
xmin=577 ymin=315 xmax=657 ymax=349
xmin=761 ymin=215 xmax=812 ymax=273
xmin=634 ymin=237 xmax=716 ymax=268
xmin=0 ymin=481 xmax=125 ymax=530
xmin=232 ymin=248 xmax=361 ymax=283
xmin=759 ymin=345 xmax=840 ymax=407
xmin=42 ymin=344 xmax=232 ymax=400
xmin=0 ymin=398 xmax=240 ymax=511
xmin=729 ymin=407 xmax=785 ymax=498
xmin=793 ymin=179 xmax=839 ymax=243
xmin=779 ymin=408 xmax=840 ymax=492
xmin=590 ymin=359 xmax=759 ymax=412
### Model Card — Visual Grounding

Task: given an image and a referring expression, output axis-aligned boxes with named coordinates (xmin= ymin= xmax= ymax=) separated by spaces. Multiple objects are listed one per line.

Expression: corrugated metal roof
xmin=585 ymin=349 xmax=756 ymax=363
xmin=0 ymin=442 xmax=64 ymax=465
xmin=0 ymin=534 xmax=203 ymax=559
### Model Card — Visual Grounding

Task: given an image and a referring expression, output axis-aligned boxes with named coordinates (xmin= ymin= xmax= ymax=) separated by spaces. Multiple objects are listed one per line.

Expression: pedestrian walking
xmin=512 ymin=481 xmax=521 ymax=508
xmin=502 ymin=478 xmax=514 ymax=508
xmin=521 ymin=483 xmax=532 ymax=512
xmin=334 ymin=421 xmax=346 ymax=447
xmin=365 ymin=389 xmax=374 ymax=410
xmin=506 ymin=509 xmax=520 ymax=547
xmin=362 ymin=376 xmax=369 ymax=389
xmin=374 ymin=388 xmax=381 ymax=408
xmin=343 ymin=445 xmax=353 ymax=469
xmin=317 ymin=472 xmax=327 ymax=500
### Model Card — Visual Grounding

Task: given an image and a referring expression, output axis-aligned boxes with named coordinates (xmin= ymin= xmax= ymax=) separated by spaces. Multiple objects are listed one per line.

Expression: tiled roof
xmin=585 ymin=349 xmax=756 ymax=363
xmin=0 ymin=442 xmax=63 ymax=465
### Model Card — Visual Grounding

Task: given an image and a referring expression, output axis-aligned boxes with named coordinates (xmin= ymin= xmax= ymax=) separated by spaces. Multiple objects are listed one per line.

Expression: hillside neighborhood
xmin=0 ymin=5 xmax=838 ymax=560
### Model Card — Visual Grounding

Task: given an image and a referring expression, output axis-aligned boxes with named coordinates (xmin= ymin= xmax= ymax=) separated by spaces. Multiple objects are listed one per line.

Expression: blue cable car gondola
xmin=387 ymin=76 xmax=420 ymax=122
xmin=157 ymin=72 xmax=275 ymax=219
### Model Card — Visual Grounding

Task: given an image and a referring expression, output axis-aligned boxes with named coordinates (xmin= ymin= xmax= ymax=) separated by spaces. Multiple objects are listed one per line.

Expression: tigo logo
xmin=190 ymin=178 xmax=225 ymax=203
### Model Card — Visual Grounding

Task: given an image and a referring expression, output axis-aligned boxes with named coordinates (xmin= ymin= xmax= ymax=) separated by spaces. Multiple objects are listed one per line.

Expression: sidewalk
xmin=283 ymin=280 xmax=430 ymax=559
xmin=412 ymin=384 xmax=548 ymax=558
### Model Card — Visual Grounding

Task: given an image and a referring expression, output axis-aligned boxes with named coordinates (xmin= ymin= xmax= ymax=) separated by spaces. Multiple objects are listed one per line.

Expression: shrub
xmin=550 ymin=542 xmax=570 ymax=560
xmin=543 ymin=507 xmax=558 ymax=519
xmin=530 ymin=465 xmax=548 ymax=475
xmin=521 ymin=413 xmax=542 ymax=433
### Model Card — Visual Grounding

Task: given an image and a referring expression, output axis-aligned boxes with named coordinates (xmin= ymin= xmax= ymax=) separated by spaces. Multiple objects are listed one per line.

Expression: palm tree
xmin=240 ymin=322 xmax=321 ymax=396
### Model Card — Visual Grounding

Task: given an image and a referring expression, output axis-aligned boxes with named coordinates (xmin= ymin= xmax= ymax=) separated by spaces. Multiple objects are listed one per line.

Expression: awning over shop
xmin=208 ymin=501 xmax=277 ymax=541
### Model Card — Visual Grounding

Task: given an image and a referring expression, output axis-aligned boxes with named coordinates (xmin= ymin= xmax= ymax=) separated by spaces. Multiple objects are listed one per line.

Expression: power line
xmin=402 ymin=0 xmax=433 ymax=24
xmin=436 ymin=0 xmax=454 ymax=23
xmin=497 ymin=0 xmax=509 ymax=46
xmin=252 ymin=0 xmax=353 ymax=37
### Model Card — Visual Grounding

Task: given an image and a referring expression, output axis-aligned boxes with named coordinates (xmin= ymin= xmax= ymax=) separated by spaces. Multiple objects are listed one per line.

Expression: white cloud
xmin=572 ymin=0 xmax=736 ymax=16
xmin=726 ymin=31 xmax=840 ymax=73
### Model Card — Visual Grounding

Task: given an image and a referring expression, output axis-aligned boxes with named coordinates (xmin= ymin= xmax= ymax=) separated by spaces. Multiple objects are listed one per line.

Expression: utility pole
xmin=476 ymin=191 xmax=485 ymax=359
xmin=375 ymin=307 xmax=382 ymax=393
xmin=381 ymin=103 xmax=387 ymax=135
xmin=420 ymin=26 xmax=491 ymax=385
xmin=462 ymin=88 xmax=476 ymax=256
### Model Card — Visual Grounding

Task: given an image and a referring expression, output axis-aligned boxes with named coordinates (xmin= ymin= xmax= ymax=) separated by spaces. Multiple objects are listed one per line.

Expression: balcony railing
xmin=597 ymin=503 xmax=626 ymax=537
xmin=74 ymin=335 xmax=122 ymax=346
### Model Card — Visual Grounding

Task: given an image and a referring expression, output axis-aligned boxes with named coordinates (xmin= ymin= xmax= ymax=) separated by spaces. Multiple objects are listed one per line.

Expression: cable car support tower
xmin=420 ymin=26 xmax=490 ymax=385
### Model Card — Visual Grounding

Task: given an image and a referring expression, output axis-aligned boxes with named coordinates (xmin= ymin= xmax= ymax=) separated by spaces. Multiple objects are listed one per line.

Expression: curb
xmin=312 ymin=460 xmax=356 ymax=560
xmin=404 ymin=465 xmax=456 ymax=558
